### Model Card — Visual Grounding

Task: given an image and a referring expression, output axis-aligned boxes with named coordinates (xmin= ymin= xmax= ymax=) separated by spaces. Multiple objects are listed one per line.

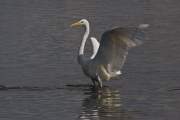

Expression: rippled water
xmin=0 ymin=0 xmax=180 ymax=120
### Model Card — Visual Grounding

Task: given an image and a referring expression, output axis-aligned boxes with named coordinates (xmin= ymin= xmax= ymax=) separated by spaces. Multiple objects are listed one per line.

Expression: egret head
xmin=70 ymin=19 xmax=89 ymax=28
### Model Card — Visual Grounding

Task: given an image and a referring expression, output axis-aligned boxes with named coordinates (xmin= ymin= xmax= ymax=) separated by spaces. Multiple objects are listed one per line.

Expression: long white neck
xmin=79 ymin=22 xmax=90 ymax=55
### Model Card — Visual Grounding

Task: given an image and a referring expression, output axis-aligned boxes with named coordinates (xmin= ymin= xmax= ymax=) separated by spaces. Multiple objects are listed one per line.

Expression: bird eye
xmin=80 ymin=21 xmax=84 ymax=23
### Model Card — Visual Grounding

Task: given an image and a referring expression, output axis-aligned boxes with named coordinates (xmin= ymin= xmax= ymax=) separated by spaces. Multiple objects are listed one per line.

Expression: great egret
xmin=71 ymin=19 xmax=149 ymax=88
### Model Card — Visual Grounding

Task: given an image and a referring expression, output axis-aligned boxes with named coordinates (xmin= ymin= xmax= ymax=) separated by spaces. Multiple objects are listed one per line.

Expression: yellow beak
xmin=70 ymin=21 xmax=81 ymax=27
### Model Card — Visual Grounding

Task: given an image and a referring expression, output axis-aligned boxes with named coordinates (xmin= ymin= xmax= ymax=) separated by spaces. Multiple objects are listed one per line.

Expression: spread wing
xmin=94 ymin=25 xmax=147 ymax=74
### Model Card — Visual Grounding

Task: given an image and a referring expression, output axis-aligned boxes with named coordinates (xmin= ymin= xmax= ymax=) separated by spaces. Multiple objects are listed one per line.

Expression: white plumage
xmin=90 ymin=37 xmax=99 ymax=59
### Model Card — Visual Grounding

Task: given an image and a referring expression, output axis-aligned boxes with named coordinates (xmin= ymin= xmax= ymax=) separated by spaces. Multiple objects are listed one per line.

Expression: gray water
xmin=0 ymin=0 xmax=180 ymax=120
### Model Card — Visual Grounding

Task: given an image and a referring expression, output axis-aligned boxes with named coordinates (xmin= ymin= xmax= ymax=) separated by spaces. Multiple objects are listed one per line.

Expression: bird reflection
xmin=79 ymin=86 xmax=131 ymax=120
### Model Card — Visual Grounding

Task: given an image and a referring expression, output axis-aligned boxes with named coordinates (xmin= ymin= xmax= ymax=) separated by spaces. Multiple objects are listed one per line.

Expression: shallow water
xmin=0 ymin=0 xmax=180 ymax=120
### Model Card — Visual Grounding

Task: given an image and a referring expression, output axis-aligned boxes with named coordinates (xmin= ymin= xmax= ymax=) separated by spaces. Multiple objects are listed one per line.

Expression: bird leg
xmin=91 ymin=77 xmax=102 ymax=88
xmin=91 ymin=78 xmax=97 ymax=87
xmin=97 ymin=76 xmax=103 ymax=88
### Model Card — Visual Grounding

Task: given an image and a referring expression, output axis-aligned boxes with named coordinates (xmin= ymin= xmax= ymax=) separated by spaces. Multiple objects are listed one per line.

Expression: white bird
xmin=71 ymin=19 xmax=149 ymax=88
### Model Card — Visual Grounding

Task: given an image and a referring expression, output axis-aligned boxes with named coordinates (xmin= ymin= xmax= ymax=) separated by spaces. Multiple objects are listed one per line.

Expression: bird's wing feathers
xmin=94 ymin=27 xmax=145 ymax=73
xmin=90 ymin=37 xmax=100 ymax=59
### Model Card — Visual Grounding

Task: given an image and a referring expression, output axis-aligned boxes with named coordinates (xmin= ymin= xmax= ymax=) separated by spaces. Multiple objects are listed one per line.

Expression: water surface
xmin=0 ymin=0 xmax=180 ymax=120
